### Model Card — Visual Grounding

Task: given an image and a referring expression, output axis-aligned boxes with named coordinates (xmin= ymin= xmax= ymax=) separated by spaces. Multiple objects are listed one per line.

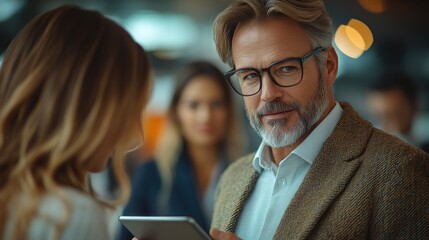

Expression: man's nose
xmin=260 ymin=72 xmax=284 ymax=102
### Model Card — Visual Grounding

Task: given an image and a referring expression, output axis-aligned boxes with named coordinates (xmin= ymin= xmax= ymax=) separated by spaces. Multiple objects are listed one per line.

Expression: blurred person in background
xmin=0 ymin=5 xmax=152 ymax=239
xmin=118 ymin=60 xmax=246 ymax=240
xmin=367 ymin=71 xmax=429 ymax=153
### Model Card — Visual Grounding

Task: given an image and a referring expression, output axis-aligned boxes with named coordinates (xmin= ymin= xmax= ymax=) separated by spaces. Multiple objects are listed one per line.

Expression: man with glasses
xmin=209 ymin=0 xmax=429 ymax=240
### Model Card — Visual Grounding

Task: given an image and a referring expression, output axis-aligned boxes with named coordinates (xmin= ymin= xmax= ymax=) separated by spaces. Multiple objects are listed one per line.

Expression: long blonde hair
xmin=154 ymin=60 xmax=246 ymax=211
xmin=0 ymin=5 xmax=151 ymax=238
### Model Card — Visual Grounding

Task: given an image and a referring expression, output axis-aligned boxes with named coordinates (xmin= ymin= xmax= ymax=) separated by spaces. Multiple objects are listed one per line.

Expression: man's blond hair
xmin=213 ymin=0 xmax=333 ymax=67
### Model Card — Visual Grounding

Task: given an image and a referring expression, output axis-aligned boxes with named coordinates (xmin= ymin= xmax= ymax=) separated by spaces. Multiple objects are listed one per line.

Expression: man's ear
xmin=325 ymin=46 xmax=338 ymax=86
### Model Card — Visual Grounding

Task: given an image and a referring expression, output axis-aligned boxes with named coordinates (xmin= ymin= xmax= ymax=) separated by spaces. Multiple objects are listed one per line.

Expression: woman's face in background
xmin=177 ymin=75 xmax=229 ymax=147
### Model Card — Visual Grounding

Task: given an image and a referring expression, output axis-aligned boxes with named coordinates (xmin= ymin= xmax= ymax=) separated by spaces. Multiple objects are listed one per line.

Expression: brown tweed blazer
xmin=212 ymin=102 xmax=429 ymax=239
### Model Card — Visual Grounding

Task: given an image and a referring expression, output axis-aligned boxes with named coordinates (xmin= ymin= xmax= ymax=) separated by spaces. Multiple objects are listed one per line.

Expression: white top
xmin=235 ymin=102 xmax=343 ymax=240
xmin=4 ymin=187 xmax=111 ymax=240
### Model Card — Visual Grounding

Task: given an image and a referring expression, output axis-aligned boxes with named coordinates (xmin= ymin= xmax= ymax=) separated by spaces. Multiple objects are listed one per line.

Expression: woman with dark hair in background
xmin=0 ymin=5 xmax=152 ymax=239
xmin=118 ymin=60 xmax=246 ymax=240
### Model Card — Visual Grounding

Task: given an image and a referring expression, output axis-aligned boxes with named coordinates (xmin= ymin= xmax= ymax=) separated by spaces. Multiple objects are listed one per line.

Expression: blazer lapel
xmin=226 ymin=171 xmax=259 ymax=232
xmin=274 ymin=103 xmax=373 ymax=239
xmin=172 ymin=150 xmax=208 ymax=230
xmin=217 ymin=154 xmax=260 ymax=232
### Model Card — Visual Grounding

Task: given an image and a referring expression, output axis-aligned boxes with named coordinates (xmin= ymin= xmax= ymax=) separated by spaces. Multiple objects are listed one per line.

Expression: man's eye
xmin=242 ymin=72 xmax=259 ymax=81
xmin=279 ymin=65 xmax=297 ymax=73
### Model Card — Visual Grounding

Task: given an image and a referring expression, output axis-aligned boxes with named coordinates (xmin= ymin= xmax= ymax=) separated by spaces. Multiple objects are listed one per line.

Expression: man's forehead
xmin=231 ymin=17 xmax=311 ymax=67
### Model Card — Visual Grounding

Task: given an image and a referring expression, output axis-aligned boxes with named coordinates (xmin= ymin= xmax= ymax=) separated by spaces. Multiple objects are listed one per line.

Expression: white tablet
xmin=118 ymin=216 xmax=211 ymax=240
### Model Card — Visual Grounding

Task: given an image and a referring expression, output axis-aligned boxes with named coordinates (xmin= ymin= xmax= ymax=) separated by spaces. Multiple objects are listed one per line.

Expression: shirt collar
xmin=292 ymin=102 xmax=343 ymax=164
xmin=252 ymin=102 xmax=343 ymax=171
xmin=253 ymin=142 xmax=277 ymax=173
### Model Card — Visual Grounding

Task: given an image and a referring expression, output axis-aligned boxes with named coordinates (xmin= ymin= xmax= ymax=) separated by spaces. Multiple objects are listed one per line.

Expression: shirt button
xmin=279 ymin=178 xmax=287 ymax=187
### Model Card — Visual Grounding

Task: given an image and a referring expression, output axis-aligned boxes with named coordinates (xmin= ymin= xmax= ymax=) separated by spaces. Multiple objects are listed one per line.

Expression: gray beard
xmin=246 ymin=77 xmax=328 ymax=148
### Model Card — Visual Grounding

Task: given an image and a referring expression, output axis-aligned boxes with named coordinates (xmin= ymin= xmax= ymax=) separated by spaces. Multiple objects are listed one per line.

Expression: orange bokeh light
xmin=358 ymin=0 xmax=385 ymax=13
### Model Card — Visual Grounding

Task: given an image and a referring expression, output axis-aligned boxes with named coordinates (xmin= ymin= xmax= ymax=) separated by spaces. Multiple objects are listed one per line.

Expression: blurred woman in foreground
xmin=0 ymin=5 xmax=152 ymax=239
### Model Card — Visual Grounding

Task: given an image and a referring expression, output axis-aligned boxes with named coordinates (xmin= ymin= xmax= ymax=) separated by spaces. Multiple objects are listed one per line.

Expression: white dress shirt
xmin=235 ymin=102 xmax=343 ymax=240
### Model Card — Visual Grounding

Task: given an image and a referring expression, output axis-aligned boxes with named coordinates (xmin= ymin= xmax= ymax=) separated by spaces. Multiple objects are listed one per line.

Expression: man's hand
xmin=210 ymin=228 xmax=241 ymax=240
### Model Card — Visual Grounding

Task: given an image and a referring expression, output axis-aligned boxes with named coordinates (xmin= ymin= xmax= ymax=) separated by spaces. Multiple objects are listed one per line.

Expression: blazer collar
xmin=221 ymin=154 xmax=259 ymax=232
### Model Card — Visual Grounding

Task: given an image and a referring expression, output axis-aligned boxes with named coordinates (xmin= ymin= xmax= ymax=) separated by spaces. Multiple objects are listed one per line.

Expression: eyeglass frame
xmin=224 ymin=47 xmax=325 ymax=96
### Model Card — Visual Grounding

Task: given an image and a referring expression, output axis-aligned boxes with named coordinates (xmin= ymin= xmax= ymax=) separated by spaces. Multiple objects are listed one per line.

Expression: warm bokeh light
xmin=358 ymin=0 xmax=385 ymax=13
xmin=348 ymin=18 xmax=373 ymax=50
xmin=335 ymin=25 xmax=365 ymax=59
xmin=345 ymin=25 xmax=366 ymax=51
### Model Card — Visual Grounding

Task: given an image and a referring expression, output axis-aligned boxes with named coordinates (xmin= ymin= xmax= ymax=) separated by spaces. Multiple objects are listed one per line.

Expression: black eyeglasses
xmin=225 ymin=47 xmax=325 ymax=96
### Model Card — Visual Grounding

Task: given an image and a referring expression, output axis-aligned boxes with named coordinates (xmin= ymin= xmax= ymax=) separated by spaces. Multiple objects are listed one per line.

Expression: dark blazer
xmin=212 ymin=102 xmax=429 ymax=239
xmin=118 ymin=149 xmax=212 ymax=240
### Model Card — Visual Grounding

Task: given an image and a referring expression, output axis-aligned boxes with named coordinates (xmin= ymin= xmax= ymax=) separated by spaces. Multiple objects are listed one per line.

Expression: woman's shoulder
xmin=58 ymin=188 xmax=105 ymax=213
xmin=31 ymin=188 xmax=110 ymax=239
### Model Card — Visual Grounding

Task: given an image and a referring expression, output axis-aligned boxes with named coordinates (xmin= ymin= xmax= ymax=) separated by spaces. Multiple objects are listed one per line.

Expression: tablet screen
xmin=119 ymin=216 xmax=211 ymax=240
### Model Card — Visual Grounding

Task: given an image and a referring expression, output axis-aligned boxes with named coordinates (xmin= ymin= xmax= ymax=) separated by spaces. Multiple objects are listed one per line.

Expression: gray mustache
xmin=256 ymin=100 xmax=301 ymax=116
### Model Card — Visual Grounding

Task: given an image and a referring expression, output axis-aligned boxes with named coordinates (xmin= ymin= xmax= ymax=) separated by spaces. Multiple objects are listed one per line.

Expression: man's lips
xmin=261 ymin=109 xmax=294 ymax=120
